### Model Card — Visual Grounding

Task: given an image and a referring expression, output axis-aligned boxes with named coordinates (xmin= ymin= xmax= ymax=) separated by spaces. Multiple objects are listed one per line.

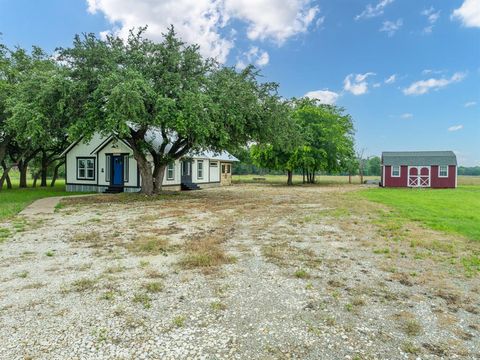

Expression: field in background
xmin=233 ymin=174 xmax=380 ymax=185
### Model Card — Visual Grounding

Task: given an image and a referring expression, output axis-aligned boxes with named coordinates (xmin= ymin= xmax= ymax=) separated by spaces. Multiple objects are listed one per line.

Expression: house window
xmin=167 ymin=163 xmax=174 ymax=180
xmin=222 ymin=164 xmax=225 ymax=173
xmin=439 ymin=165 xmax=448 ymax=177
xmin=77 ymin=158 xmax=95 ymax=180
xmin=210 ymin=161 xmax=218 ymax=167
xmin=197 ymin=160 xmax=204 ymax=179
xmin=391 ymin=165 xmax=400 ymax=177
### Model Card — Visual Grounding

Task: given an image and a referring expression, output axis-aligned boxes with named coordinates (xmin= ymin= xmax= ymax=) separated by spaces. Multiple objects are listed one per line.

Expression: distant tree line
xmin=458 ymin=166 xmax=480 ymax=176
xmin=0 ymin=26 xmax=358 ymax=192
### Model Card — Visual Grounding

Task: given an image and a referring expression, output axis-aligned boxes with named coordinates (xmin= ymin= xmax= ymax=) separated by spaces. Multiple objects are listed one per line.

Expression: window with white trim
xmin=197 ymin=160 xmax=204 ymax=179
xmin=210 ymin=161 xmax=218 ymax=167
xmin=77 ymin=158 xmax=95 ymax=180
xmin=439 ymin=165 xmax=448 ymax=177
xmin=167 ymin=163 xmax=174 ymax=180
xmin=391 ymin=165 xmax=400 ymax=177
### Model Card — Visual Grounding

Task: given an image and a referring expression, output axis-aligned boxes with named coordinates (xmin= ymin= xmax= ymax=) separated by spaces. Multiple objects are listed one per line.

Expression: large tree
xmin=0 ymin=42 xmax=12 ymax=189
xmin=59 ymin=27 xmax=287 ymax=194
xmin=251 ymin=99 xmax=355 ymax=185
xmin=6 ymin=46 xmax=71 ymax=187
xmin=294 ymin=99 xmax=355 ymax=183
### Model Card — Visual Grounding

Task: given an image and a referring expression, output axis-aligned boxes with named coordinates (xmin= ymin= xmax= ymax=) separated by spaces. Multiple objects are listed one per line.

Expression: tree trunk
xmin=40 ymin=151 xmax=48 ymax=187
xmin=286 ymin=170 xmax=293 ymax=186
xmin=18 ymin=160 xmax=28 ymax=188
xmin=349 ymin=172 xmax=352 ymax=184
xmin=50 ymin=161 xmax=64 ymax=187
xmin=135 ymin=155 xmax=154 ymax=195
xmin=153 ymin=164 xmax=167 ymax=194
xmin=302 ymin=168 xmax=305 ymax=184
xmin=5 ymin=171 xmax=12 ymax=189
xmin=32 ymin=172 xmax=40 ymax=188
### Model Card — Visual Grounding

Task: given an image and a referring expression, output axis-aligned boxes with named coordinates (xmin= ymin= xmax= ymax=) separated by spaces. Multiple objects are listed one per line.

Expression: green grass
xmin=358 ymin=186 xmax=480 ymax=241
xmin=0 ymin=178 xmax=81 ymax=220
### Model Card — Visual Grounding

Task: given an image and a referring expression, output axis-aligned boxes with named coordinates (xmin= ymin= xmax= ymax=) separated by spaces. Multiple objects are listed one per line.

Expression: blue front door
xmin=112 ymin=155 xmax=124 ymax=186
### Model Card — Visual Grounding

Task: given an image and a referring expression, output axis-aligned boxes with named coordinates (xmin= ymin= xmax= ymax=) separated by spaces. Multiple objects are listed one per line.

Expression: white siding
xmin=162 ymin=160 xmax=181 ymax=185
xmin=209 ymin=160 xmax=220 ymax=182
xmin=66 ymin=133 xmax=104 ymax=185
xmin=66 ymin=133 xmax=233 ymax=190
xmin=97 ymin=140 xmax=138 ymax=187
xmin=192 ymin=159 xmax=210 ymax=184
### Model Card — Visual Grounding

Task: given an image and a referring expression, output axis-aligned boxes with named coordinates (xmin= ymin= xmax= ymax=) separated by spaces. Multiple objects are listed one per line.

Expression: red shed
xmin=381 ymin=151 xmax=457 ymax=188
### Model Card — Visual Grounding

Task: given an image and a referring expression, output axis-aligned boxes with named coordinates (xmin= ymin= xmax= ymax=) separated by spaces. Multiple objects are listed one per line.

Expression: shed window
xmin=210 ymin=161 xmax=218 ymax=167
xmin=391 ymin=165 xmax=400 ymax=177
xmin=439 ymin=165 xmax=448 ymax=177
xmin=197 ymin=160 xmax=204 ymax=179
xmin=167 ymin=163 xmax=174 ymax=180
xmin=77 ymin=158 xmax=95 ymax=180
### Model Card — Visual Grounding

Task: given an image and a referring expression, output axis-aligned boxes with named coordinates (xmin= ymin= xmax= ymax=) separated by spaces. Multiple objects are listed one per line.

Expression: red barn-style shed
xmin=381 ymin=151 xmax=457 ymax=188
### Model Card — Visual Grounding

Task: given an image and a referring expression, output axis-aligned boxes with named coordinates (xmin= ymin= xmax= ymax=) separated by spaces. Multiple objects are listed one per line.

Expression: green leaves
xmin=251 ymin=100 xmax=355 ymax=183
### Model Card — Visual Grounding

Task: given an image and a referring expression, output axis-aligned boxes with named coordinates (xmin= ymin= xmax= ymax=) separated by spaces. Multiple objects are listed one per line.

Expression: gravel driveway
xmin=0 ymin=184 xmax=478 ymax=359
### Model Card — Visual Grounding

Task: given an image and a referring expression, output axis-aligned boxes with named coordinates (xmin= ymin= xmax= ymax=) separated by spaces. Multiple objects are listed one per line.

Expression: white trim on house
xmin=455 ymin=166 xmax=457 ymax=188
xmin=407 ymin=166 xmax=431 ymax=188
xmin=391 ymin=165 xmax=401 ymax=177
xmin=167 ymin=163 xmax=175 ymax=180
xmin=64 ymin=132 xmax=238 ymax=192
xmin=382 ymin=165 xmax=385 ymax=186
xmin=438 ymin=164 xmax=448 ymax=178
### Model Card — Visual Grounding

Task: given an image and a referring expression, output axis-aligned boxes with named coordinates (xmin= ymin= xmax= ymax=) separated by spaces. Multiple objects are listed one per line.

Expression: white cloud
xmin=385 ymin=74 xmax=396 ymax=84
xmin=355 ymin=0 xmax=394 ymax=20
xmin=225 ymin=0 xmax=319 ymax=44
xmin=465 ymin=101 xmax=477 ymax=107
xmin=400 ymin=113 xmax=413 ymax=119
xmin=452 ymin=0 xmax=480 ymax=28
xmin=372 ymin=82 xmax=381 ymax=88
xmin=304 ymin=89 xmax=339 ymax=105
xmin=448 ymin=124 xmax=464 ymax=132
xmin=421 ymin=7 xmax=440 ymax=33
xmin=422 ymin=69 xmax=445 ymax=75
xmin=343 ymin=72 xmax=375 ymax=95
xmin=86 ymin=0 xmax=319 ymax=63
xmin=380 ymin=19 xmax=403 ymax=36
xmin=403 ymin=72 xmax=466 ymax=95
xmin=235 ymin=46 xmax=269 ymax=70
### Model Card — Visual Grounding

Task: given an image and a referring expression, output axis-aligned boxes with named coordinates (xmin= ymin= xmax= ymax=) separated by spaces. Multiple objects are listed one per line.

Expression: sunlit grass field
xmin=358 ymin=185 xmax=480 ymax=241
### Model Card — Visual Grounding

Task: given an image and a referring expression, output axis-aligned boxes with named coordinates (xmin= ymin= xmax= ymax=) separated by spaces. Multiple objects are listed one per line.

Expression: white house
xmin=61 ymin=132 xmax=238 ymax=193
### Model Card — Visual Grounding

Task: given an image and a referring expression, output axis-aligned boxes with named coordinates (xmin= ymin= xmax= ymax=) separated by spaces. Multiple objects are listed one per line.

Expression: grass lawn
xmin=0 ymin=179 xmax=72 ymax=220
xmin=358 ymin=185 xmax=480 ymax=241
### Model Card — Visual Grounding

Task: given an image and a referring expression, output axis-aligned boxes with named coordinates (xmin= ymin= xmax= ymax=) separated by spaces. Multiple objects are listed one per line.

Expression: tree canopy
xmin=58 ymin=27 xmax=289 ymax=194
xmin=0 ymin=26 xmax=359 ymax=193
xmin=251 ymin=99 xmax=355 ymax=185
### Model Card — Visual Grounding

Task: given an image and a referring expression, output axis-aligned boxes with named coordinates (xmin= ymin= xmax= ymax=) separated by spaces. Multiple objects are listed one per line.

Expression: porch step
xmin=181 ymin=182 xmax=200 ymax=191
xmin=104 ymin=186 xmax=124 ymax=194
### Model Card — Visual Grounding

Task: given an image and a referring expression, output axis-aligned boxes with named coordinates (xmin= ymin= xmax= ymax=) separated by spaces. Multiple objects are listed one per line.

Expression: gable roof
xmin=382 ymin=151 xmax=457 ymax=166
xmin=62 ymin=131 xmax=239 ymax=162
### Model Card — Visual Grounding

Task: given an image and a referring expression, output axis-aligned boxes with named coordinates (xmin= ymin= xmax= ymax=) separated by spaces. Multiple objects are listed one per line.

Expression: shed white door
xmin=408 ymin=166 xmax=430 ymax=187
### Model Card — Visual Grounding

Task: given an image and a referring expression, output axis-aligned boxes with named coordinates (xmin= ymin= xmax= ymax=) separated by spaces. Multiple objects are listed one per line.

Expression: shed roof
xmin=382 ymin=151 xmax=457 ymax=166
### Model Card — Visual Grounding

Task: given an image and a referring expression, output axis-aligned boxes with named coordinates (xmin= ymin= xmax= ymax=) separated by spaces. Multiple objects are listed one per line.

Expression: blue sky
xmin=1 ymin=0 xmax=479 ymax=165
